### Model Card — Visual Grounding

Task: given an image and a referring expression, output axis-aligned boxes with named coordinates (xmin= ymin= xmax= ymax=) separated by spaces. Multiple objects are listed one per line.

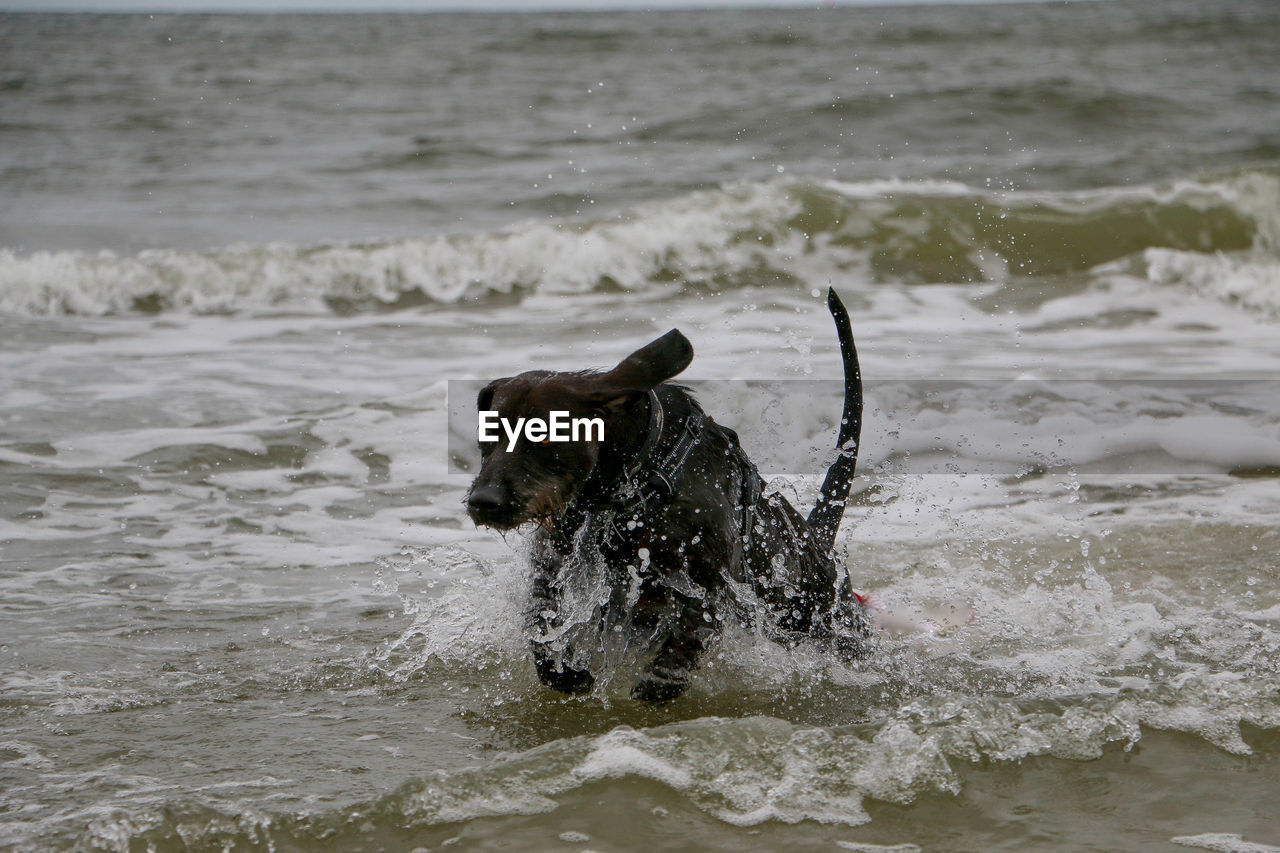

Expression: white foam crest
xmin=389 ymin=683 xmax=1251 ymax=831
xmin=824 ymin=178 xmax=979 ymax=199
xmin=0 ymin=182 xmax=802 ymax=317
xmin=69 ymin=698 xmax=1192 ymax=843
xmin=1173 ymin=834 xmax=1280 ymax=853
xmin=1141 ymin=171 xmax=1280 ymax=316
xmin=4 ymin=172 xmax=1275 ymax=327
xmin=1147 ymin=247 xmax=1280 ymax=318
xmin=826 ymin=172 xmax=1264 ymax=221
xmin=394 ymin=716 xmax=954 ymax=828
xmin=575 ymin=733 xmax=695 ymax=789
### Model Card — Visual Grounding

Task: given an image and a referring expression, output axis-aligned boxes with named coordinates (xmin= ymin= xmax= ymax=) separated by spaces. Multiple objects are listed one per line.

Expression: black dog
xmin=466 ymin=288 xmax=872 ymax=701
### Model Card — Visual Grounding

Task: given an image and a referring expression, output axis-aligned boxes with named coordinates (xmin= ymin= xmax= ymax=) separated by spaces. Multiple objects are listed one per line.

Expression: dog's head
xmin=465 ymin=329 xmax=693 ymax=530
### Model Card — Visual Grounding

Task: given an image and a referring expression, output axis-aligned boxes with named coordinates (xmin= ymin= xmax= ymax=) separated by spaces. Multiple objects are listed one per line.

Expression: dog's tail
xmin=806 ymin=287 xmax=863 ymax=553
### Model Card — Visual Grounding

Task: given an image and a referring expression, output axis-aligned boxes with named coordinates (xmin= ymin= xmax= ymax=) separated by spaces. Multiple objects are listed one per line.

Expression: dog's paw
xmin=631 ymin=668 xmax=689 ymax=703
xmin=534 ymin=657 xmax=595 ymax=695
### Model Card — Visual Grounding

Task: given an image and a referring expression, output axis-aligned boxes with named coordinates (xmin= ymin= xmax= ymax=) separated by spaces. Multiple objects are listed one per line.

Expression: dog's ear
xmin=594 ymin=329 xmax=693 ymax=397
xmin=476 ymin=378 xmax=509 ymax=413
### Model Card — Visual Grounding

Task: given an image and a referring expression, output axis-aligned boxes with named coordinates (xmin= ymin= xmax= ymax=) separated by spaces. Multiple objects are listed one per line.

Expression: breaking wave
xmin=68 ymin=518 xmax=1280 ymax=851
xmin=2 ymin=170 xmax=1277 ymax=317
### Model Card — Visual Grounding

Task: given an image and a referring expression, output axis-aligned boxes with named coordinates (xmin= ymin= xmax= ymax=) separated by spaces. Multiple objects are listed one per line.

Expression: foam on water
xmin=1147 ymin=248 xmax=1280 ymax=318
xmin=5 ymin=6 xmax=1280 ymax=848
xmin=1 ymin=172 xmax=1277 ymax=320
xmin=1174 ymin=835 xmax=1280 ymax=853
xmin=299 ymin=436 xmax=1280 ymax=837
xmin=4 ymin=191 xmax=1280 ymax=850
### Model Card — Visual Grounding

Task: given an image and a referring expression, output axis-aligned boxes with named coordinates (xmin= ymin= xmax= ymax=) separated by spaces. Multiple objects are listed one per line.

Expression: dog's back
xmin=635 ymin=381 xmax=874 ymax=660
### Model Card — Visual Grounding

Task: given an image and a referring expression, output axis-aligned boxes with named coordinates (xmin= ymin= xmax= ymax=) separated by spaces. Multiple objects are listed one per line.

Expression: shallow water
xmin=2 ymin=3 xmax=1280 ymax=851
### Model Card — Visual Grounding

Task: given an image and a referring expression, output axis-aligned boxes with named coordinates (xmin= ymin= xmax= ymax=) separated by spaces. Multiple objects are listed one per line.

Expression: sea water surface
xmin=2 ymin=3 xmax=1280 ymax=851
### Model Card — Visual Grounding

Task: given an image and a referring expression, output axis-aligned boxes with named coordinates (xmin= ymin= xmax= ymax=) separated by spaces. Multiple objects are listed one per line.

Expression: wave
xmin=59 ymin=506 xmax=1280 ymax=850
xmin=1 ymin=170 xmax=1277 ymax=318
xmin=70 ymin=690 xmax=1280 ymax=851
xmin=10 ymin=469 xmax=1280 ymax=851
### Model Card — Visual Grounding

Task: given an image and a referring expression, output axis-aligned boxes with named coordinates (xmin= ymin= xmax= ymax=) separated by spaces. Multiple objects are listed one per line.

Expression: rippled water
xmin=2 ymin=3 xmax=1280 ymax=851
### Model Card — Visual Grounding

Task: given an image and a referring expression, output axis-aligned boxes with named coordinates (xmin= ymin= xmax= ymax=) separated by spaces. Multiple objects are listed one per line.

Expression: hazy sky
xmin=0 ymin=0 xmax=1063 ymax=11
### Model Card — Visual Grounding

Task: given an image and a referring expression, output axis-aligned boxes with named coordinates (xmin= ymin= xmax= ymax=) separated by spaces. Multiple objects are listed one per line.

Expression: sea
xmin=2 ymin=2 xmax=1280 ymax=850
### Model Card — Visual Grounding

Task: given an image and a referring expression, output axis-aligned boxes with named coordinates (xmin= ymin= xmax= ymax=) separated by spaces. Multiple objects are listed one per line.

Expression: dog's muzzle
xmin=466 ymin=484 xmax=524 ymax=529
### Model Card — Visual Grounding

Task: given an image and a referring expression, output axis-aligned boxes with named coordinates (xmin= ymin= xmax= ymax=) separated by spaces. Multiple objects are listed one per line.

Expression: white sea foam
xmin=4 ymin=185 xmax=1280 ymax=850
xmin=2 ymin=173 xmax=1276 ymax=320
xmin=1147 ymin=248 xmax=1280 ymax=318
xmin=1173 ymin=835 xmax=1280 ymax=853
xmin=374 ymin=677 xmax=1272 ymax=831
xmin=0 ymin=181 xmax=802 ymax=317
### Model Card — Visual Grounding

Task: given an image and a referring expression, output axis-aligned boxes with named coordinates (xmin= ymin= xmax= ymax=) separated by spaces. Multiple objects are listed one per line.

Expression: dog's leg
xmin=632 ymin=590 xmax=714 ymax=702
xmin=527 ymin=539 xmax=596 ymax=695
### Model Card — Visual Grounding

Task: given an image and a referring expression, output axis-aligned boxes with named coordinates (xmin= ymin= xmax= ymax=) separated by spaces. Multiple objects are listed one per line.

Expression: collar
xmin=595 ymin=389 xmax=707 ymax=519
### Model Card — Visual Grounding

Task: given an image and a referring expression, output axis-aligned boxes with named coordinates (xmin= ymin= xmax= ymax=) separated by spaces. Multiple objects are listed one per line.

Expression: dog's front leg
xmin=632 ymin=590 xmax=713 ymax=703
xmin=527 ymin=540 xmax=596 ymax=695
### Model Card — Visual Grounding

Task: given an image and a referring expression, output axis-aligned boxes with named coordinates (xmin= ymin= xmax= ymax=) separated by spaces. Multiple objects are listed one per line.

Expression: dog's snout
xmin=467 ymin=482 xmax=523 ymax=529
xmin=467 ymin=484 xmax=506 ymax=513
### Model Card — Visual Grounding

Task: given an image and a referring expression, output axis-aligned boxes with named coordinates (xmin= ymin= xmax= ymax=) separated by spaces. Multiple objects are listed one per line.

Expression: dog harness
xmin=605 ymin=389 xmax=709 ymax=519
xmin=580 ymin=389 xmax=871 ymax=611
xmin=591 ymin=390 xmax=774 ymax=560
xmin=626 ymin=392 xmax=870 ymax=607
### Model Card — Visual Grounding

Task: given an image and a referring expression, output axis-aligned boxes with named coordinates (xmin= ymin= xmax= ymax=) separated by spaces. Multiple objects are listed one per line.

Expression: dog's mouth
xmin=465 ymin=503 xmax=526 ymax=531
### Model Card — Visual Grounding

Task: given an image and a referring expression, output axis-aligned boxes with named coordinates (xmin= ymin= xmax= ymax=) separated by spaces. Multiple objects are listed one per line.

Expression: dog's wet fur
xmin=466 ymin=289 xmax=873 ymax=702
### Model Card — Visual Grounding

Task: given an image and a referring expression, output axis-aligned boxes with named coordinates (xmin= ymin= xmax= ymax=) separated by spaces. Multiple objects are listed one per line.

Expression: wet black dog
xmin=466 ymin=288 xmax=872 ymax=701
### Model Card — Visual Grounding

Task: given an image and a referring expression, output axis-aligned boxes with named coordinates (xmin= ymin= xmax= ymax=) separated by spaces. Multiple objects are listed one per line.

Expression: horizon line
xmin=0 ymin=0 xmax=1101 ymax=14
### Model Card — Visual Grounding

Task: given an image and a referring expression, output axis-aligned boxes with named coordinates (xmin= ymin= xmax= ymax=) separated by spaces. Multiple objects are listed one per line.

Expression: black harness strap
xmin=606 ymin=390 xmax=707 ymax=520
xmin=736 ymin=456 xmax=763 ymax=555
xmin=573 ymin=390 xmax=767 ymax=560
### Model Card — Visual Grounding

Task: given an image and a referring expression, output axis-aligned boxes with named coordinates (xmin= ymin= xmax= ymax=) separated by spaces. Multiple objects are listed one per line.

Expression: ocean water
xmin=2 ymin=3 xmax=1280 ymax=851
